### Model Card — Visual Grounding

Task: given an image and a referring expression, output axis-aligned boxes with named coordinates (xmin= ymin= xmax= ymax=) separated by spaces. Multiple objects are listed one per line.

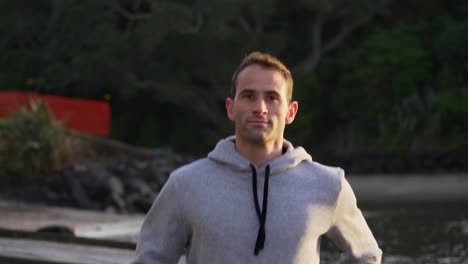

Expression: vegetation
xmin=0 ymin=0 xmax=467 ymax=156
xmin=0 ymin=100 xmax=72 ymax=180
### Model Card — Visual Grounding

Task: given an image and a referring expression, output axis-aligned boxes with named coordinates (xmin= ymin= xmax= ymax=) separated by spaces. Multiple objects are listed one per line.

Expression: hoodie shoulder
xmin=307 ymin=161 xmax=344 ymax=179
xmin=171 ymin=157 xmax=214 ymax=178
xmin=302 ymin=160 xmax=344 ymax=194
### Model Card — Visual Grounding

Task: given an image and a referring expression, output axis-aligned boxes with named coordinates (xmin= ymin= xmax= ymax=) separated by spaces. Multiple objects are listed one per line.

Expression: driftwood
xmin=0 ymin=200 xmax=187 ymax=264
xmin=0 ymin=200 xmax=144 ymax=242
xmin=0 ymin=236 xmax=134 ymax=264
xmin=0 ymin=232 xmax=186 ymax=264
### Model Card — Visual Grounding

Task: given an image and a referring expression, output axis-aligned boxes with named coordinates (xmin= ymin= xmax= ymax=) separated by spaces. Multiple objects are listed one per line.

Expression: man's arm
xmin=326 ymin=172 xmax=382 ymax=264
xmin=131 ymin=174 xmax=190 ymax=264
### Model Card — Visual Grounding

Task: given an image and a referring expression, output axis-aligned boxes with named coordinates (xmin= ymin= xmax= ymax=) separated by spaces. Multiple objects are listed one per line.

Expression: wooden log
xmin=0 ymin=201 xmax=187 ymax=263
xmin=0 ymin=237 xmax=134 ymax=264
xmin=0 ymin=228 xmax=188 ymax=264
xmin=0 ymin=200 xmax=144 ymax=242
xmin=0 ymin=235 xmax=186 ymax=264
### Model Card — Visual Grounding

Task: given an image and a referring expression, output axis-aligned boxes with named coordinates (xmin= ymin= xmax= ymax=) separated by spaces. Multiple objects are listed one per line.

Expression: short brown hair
xmin=230 ymin=52 xmax=293 ymax=102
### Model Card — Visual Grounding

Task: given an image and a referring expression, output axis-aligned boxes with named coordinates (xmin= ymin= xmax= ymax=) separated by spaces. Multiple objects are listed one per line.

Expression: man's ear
xmin=226 ymin=98 xmax=235 ymax=121
xmin=285 ymin=101 xmax=298 ymax=125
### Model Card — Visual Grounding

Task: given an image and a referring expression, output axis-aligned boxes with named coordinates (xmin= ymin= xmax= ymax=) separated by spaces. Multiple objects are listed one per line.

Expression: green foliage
xmin=434 ymin=18 xmax=468 ymax=85
xmin=287 ymin=73 xmax=321 ymax=146
xmin=435 ymin=87 xmax=468 ymax=146
xmin=428 ymin=12 xmax=468 ymax=149
xmin=0 ymin=100 xmax=70 ymax=180
xmin=340 ymin=26 xmax=433 ymax=151
xmin=311 ymin=3 xmax=468 ymax=154
xmin=1 ymin=0 xmax=467 ymax=156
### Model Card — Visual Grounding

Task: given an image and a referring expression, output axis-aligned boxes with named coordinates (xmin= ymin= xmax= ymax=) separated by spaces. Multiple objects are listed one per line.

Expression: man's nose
xmin=252 ymin=98 xmax=267 ymax=115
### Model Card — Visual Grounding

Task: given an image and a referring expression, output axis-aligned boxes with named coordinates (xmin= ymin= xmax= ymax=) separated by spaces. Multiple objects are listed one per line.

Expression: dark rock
xmin=125 ymin=193 xmax=157 ymax=213
xmin=36 ymin=225 xmax=75 ymax=236
xmin=126 ymin=178 xmax=152 ymax=196
xmin=107 ymin=176 xmax=124 ymax=196
xmin=110 ymin=192 xmax=126 ymax=213
xmin=64 ymin=169 xmax=94 ymax=209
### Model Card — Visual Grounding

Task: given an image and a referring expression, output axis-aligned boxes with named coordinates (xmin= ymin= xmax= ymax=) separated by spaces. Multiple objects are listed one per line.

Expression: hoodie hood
xmin=207 ymin=136 xmax=312 ymax=174
xmin=207 ymin=135 xmax=314 ymax=255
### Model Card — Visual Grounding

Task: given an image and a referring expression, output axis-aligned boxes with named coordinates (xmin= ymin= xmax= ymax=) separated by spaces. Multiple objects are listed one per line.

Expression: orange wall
xmin=0 ymin=91 xmax=110 ymax=136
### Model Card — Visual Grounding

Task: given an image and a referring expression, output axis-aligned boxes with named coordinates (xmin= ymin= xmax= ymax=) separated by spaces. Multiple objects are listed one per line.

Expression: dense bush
xmin=0 ymin=100 xmax=71 ymax=180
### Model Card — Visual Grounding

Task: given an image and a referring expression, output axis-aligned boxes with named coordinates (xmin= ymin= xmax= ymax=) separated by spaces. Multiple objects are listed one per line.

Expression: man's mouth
xmin=247 ymin=119 xmax=269 ymax=125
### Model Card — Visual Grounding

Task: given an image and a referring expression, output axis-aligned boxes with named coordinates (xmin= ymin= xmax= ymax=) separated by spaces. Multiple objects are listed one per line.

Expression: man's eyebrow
xmin=238 ymin=89 xmax=255 ymax=94
xmin=265 ymin=90 xmax=280 ymax=95
xmin=238 ymin=89 xmax=281 ymax=97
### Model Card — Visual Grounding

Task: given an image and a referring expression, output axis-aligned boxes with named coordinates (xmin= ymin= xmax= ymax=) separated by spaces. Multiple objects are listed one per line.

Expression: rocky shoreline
xmin=0 ymin=147 xmax=194 ymax=214
xmin=317 ymin=151 xmax=468 ymax=174
xmin=1 ymin=139 xmax=467 ymax=214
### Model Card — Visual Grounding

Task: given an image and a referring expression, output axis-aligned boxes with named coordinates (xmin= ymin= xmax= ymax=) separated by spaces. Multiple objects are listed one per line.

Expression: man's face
xmin=226 ymin=64 xmax=298 ymax=145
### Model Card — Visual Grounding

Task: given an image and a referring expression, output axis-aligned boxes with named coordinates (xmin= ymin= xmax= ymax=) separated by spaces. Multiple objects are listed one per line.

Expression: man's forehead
xmin=237 ymin=66 xmax=286 ymax=86
xmin=238 ymin=64 xmax=281 ymax=76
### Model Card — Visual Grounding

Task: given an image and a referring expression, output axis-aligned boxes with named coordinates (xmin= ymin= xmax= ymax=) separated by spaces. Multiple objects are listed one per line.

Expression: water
xmin=321 ymin=202 xmax=468 ymax=264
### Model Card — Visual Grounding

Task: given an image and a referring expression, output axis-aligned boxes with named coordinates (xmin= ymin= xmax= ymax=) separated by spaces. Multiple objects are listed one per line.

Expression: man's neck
xmin=234 ymin=137 xmax=284 ymax=167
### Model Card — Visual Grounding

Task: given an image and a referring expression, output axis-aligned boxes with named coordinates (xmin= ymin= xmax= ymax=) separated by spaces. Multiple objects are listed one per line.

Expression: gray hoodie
xmin=132 ymin=136 xmax=382 ymax=264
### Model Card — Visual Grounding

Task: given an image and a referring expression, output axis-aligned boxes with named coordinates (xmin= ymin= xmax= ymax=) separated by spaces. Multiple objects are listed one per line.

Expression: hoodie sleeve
xmin=325 ymin=170 xmax=382 ymax=264
xmin=131 ymin=173 xmax=190 ymax=264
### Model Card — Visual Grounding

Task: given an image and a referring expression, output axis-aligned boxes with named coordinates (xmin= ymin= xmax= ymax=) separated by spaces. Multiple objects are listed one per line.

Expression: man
xmin=132 ymin=52 xmax=382 ymax=263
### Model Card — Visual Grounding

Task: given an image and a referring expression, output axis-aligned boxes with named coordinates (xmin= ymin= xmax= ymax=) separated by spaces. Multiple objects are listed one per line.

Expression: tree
xmin=289 ymin=0 xmax=391 ymax=74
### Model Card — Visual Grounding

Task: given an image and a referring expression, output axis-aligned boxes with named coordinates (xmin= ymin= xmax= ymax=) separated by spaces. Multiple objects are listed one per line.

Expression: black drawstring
xmin=250 ymin=164 xmax=270 ymax=256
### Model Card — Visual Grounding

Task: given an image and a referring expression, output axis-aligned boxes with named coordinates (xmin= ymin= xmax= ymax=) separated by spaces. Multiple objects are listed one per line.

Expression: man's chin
xmin=243 ymin=133 xmax=269 ymax=144
xmin=236 ymin=128 xmax=273 ymax=142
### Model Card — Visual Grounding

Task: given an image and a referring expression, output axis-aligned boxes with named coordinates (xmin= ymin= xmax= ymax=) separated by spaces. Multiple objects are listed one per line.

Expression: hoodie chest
xmin=184 ymin=173 xmax=258 ymax=240
xmin=182 ymin=171 xmax=336 ymax=250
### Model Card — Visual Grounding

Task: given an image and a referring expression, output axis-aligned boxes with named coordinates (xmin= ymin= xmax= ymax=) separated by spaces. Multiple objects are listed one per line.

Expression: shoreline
xmin=348 ymin=173 xmax=468 ymax=204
